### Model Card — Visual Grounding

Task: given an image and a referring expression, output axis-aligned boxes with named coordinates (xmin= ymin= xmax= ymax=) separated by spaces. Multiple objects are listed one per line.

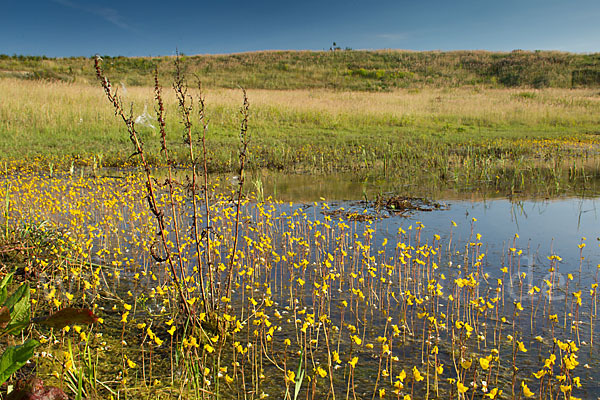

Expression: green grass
xmin=2 ymin=49 xmax=600 ymax=91
xmin=1 ymin=61 xmax=600 ymax=196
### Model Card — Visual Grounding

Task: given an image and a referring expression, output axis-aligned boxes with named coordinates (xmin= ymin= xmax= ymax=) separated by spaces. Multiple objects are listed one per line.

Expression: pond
xmin=3 ymin=168 xmax=600 ymax=399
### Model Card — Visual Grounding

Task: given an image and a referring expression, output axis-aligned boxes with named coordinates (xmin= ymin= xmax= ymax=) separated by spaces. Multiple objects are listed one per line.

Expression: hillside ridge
xmin=2 ymin=49 xmax=600 ymax=90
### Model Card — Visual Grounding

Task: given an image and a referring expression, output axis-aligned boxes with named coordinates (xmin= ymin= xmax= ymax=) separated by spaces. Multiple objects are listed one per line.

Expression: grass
xmin=1 ymin=77 xmax=600 ymax=195
xmin=2 ymin=50 xmax=600 ymax=90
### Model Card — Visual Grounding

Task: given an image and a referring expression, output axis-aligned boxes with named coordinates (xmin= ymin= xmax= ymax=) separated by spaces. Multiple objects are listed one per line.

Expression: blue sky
xmin=2 ymin=0 xmax=600 ymax=57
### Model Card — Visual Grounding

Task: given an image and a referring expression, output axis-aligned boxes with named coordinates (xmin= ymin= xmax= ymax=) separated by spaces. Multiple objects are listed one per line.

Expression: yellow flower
xmin=204 ymin=344 xmax=215 ymax=353
xmin=522 ymin=381 xmax=534 ymax=397
xmin=560 ymin=384 xmax=571 ymax=394
xmin=479 ymin=357 xmax=490 ymax=370
xmin=316 ymin=366 xmax=327 ymax=378
xmin=412 ymin=366 xmax=424 ymax=382
xmin=532 ymin=369 xmax=546 ymax=379
xmin=348 ymin=356 xmax=358 ymax=368
xmin=460 ymin=359 xmax=472 ymax=370
xmin=286 ymin=370 xmax=296 ymax=383
xmin=397 ymin=369 xmax=406 ymax=382
xmin=517 ymin=341 xmax=528 ymax=353
xmin=332 ymin=351 xmax=341 ymax=364
xmin=457 ymin=381 xmax=469 ymax=394
xmin=486 ymin=388 xmax=502 ymax=399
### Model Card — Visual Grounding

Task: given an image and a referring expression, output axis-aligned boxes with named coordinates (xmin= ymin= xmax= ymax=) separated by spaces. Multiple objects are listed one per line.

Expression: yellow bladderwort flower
xmin=412 ymin=366 xmax=424 ymax=382
xmin=521 ymin=381 xmax=535 ymax=397
xmin=533 ymin=370 xmax=546 ymax=379
xmin=457 ymin=381 xmax=469 ymax=394
xmin=564 ymin=354 xmax=579 ymax=370
xmin=348 ymin=356 xmax=358 ymax=368
xmin=486 ymin=388 xmax=502 ymax=399
xmin=479 ymin=356 xmax=491 ymax=370
xmin=460 ymin=358 xmax=472 ymax=370
xmin=517 ymin=341 xmax=528 ymax=353
xmin=560 ymin=384 xmax=571 ymax=394
xmin=125 ymin=356 xmax=137 ymax=368
xmin=316 ymin=365 xmax=327 ymax=378
xmin=204 ymin=344 xmax=215 ymax=353
xmin=285 ymin=370 xmax=296 ymax=383
xmin=397 ymin=369 xmax=406 ymax=382
xmin=573 ymin=291 xmax=582 ymax=306
xmin=332 ymin=351 xmax=341 ymax=364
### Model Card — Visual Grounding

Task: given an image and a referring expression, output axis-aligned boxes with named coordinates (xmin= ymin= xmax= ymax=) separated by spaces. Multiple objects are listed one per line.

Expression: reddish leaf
xmin=39 ymin=307 xmax=98 ymax=329
xmin=0 ymin=306 xmax=10 ymax=329
xmin=6 ymin=377 xmax=68 ymax=400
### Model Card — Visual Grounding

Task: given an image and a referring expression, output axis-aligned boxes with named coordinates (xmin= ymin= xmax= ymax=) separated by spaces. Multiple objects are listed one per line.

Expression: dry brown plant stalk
xmin=94 ymin=55 xmax=194 ymax=323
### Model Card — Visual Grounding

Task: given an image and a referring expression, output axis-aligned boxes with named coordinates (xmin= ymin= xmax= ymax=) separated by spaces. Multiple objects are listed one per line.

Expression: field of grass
xmin=2 ymin=75 xmax=600 ymax=195
xmin=2 ymin=49 xmax=600 ymax=91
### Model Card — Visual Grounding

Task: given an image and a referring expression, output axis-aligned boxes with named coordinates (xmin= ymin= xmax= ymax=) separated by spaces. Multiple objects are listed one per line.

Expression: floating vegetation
xmin=322 ymin=196 xmax=447 ymax=222
xmin=374 ymin=195 xmax=447 ymax=215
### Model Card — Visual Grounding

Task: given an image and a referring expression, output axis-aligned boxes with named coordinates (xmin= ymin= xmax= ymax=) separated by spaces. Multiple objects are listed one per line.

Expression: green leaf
xmin=3 ymin=282 xmax=28 ymax=309
xmin=4 ymin=283 xmax=30 ymax=336
xmin=0 ymin=272 xmax=14 ymax=305
xmin=293 ymin=351 xmax=304 ymax=400
xmin=0 ymin=339 xmax=40 ymax=386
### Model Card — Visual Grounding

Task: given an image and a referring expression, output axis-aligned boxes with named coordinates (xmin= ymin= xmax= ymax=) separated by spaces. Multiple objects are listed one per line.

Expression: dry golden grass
xmin=2 ymin=77 xmax=599 ymax=135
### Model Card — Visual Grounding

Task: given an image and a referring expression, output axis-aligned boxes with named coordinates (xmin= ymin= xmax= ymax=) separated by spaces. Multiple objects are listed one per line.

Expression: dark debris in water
xmin=323 ymin=195 xmax=448 ymax=221
xmin=374 ymin=194 xmax=447 ymax=214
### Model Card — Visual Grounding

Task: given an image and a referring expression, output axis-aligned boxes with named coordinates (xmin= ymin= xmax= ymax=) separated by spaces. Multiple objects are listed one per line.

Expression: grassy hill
xmin=2 ymin=49 xmax=600 ymax=91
